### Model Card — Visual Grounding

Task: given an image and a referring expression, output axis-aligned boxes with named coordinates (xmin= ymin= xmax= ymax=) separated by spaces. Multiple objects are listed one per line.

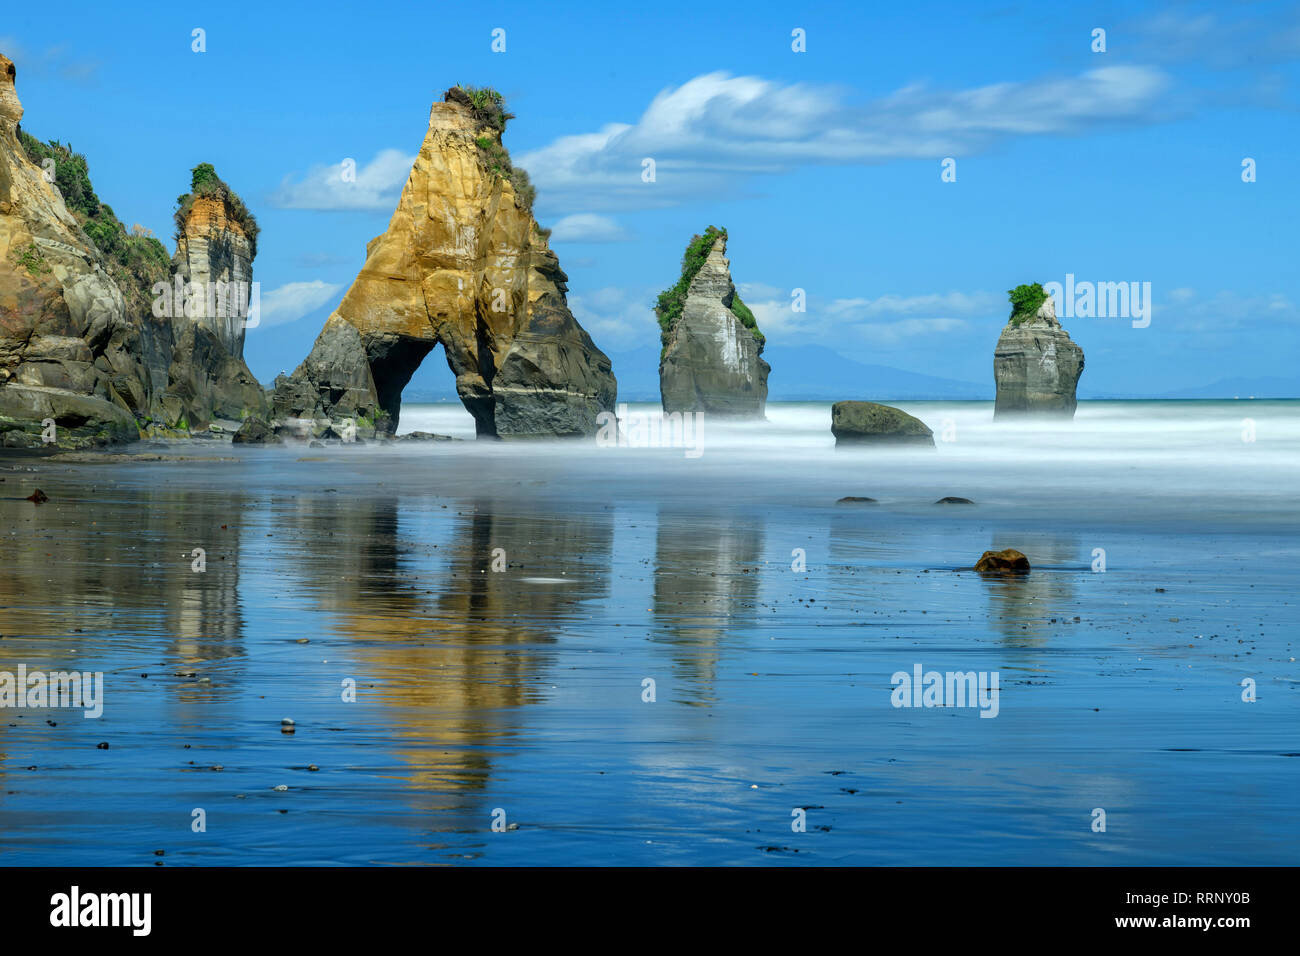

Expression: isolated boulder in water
xmin=270 ymin=88 xmax=615 ymax=438
xmin=994 ymin=293 xmax=1084 ymax=418
xmin=831 ymin=401 xmax=933 ymax=446
xmin=658 ymin=229 xmax=768 ymax=417
xmin=974 ymin=548 xmax=1030 ymax=573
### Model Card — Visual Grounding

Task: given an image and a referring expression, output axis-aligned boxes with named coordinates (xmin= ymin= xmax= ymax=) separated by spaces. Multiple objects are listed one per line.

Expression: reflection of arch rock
xmin=293 ymin=501 xmax=613 ymax=802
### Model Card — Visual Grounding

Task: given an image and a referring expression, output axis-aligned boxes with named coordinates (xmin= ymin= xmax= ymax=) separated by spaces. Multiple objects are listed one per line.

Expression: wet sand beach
xmin=0 ymin=401 xmax=1297 ymax=865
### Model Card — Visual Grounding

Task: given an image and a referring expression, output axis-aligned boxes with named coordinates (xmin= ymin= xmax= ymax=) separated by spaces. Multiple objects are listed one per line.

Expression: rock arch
xmin=271 ymin=93 xmax=615 ymax=438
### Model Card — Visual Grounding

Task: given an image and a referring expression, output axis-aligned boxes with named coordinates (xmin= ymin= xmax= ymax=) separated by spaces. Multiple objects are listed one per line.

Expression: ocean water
xmin=0 ymin=400 xmax=1296 ymax=865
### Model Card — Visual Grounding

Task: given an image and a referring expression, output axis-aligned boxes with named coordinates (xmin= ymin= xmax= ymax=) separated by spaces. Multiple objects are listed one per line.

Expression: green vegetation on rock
xmin=1008 ymin=282 xmax=1048 ymax=326
xmin=173 ymin=162 xmax=261 ymax=257
xmin=18 ymin=130 xmax=172 ymax=318
xmin=451 ymin=85 xmax=515 ymax=133
xmin=13 ymin=241 xmax=51 ymax=276
xmin=454 ymin=87 xmax=536 ymax=216
xmin=655 ymin=226 xmax=763 ymax=352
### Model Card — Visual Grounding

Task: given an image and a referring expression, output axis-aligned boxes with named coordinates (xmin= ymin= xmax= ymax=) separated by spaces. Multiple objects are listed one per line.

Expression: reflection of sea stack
xmin=657 ymin=226 xmax=768 ymax=417
xmin=994 ymin=284 xmax=1085 ymax=418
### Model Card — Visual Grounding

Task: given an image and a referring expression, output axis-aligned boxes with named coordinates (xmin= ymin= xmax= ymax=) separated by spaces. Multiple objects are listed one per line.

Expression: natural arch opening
xmin=366 ymin=334 xmax=478 ymax=438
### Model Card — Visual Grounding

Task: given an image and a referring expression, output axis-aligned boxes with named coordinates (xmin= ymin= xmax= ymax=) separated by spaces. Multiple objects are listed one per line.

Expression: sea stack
xmin=172 ymin=164 xmax=257 ymax=358
xmin=0 ymin=53 xmax=266 ymax=447
xmin=993 ymin=284 xmax=1084 ymax=418
xmin=271 ymin=86 xmax=615 ymax=439
xmin=657 ymin=227 xmax=768 ymax=417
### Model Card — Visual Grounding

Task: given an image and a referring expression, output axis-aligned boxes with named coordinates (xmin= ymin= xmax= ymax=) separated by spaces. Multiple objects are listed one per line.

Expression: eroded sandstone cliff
xmin=0 ymin=53 xmax=267 ymax=446
xmin=172 ymin=167 xmax=258 ymax=359
xmin=272 ymin=87 xmax=615 ymax=438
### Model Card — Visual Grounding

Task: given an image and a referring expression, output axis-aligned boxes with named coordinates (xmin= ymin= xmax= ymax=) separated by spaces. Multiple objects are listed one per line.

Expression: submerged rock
xmin=974 ymin=548 xmax=1031 ymax=573
xmin=231 ymin=417 xmax=280 ymax=444
xmin=836 ymin=496 xmax=878 ymax=504
xmin=395 ymin=431 xmax=457 ymax=442
xmin=272 ymin=87 xmax=614 ymax=439
xmin=658 ymin=228 xmax=768 ymax=417
xmin=994 ymin=289 xmax=1084 ymax=418
xmin=831 ymin=401 xmax=933 ymax=446
xmin=935 ymin=496 xmax=975 ymax=505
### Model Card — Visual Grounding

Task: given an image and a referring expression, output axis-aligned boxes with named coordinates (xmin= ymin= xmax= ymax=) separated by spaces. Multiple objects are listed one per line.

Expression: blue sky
xmin=4 ymin=0 xmax=1298 ymax=397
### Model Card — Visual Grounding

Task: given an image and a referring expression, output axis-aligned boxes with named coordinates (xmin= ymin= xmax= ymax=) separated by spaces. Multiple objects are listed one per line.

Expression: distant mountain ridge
xmin=399 ymin=346 xmax=1300 ymax=404
xmin=608 ymin=344 xmax=990 ymax=401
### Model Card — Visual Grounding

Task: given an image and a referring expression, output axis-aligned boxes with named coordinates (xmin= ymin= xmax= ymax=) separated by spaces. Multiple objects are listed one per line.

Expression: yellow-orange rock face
xmin=273 ymin=94 xmax=615 ymax=437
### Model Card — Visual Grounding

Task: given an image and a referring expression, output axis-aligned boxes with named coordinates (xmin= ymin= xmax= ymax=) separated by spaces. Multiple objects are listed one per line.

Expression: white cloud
xmin=547 ymin=213 xmax=632 ymax=242
xmin=747 ymin=290 xmax=996 ymax=346
xmin=270 ymin=149 xmax=414 ymax=211
xmin=1160 ymin=289 xmax=1300 ymax=333
xmin=1133 ymin=10 xmax=1300 ymax=69
xmin=0 ymin=38 xmax=102 ymax=84
xmin=516 ymin=67 xmax=1173 ymax=211
xmin=252 ymin=280 xmax=343 ymax=329
xmin=824 ymin=291 xmax=1001 ymax=319
xmin=567 ymin=286 xmax=658 ymax=349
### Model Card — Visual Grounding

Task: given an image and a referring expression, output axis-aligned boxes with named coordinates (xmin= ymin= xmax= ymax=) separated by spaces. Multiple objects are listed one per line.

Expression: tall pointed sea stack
xmin=172 ymin=163 xmax=257 ymax=359
xmin=993 ymin=283 xmax=1085 ymax=418
xmin=272 ymin=86 xmax=615 ymax=438
xmin=657 ymin=226 xmax=768 ymax=417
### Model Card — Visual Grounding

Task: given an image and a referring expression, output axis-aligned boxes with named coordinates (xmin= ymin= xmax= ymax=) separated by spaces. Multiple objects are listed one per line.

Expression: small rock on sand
xmin=974 ymin=549 xmax=1031 ymax=574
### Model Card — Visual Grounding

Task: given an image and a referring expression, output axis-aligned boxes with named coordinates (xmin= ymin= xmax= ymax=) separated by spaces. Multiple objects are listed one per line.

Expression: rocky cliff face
xmin=993 ymin=295 xmax=1084 ymax=418
xmin=172 ymin=194 xmax=254 ymax=358
xmin=1 ymin=53 xmax=143 ymax=446
xmin=272 ymin=88 xmax=615 ymax=439
xmin=659 ymin=234 xmax=768 ymax=417
xmin=0 ymin=53 xmax=266 ymax=447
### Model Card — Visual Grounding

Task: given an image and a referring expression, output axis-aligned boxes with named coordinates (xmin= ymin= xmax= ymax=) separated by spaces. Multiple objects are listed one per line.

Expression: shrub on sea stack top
xmin=831 ymin=401 xmax=934 ymax=446
xmin=1007 ymin=282 xmax=1048 ymax=326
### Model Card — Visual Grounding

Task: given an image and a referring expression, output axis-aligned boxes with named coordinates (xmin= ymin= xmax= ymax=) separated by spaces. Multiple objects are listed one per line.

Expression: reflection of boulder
xmin=652 ymin=510 xmax=764 ymax=703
